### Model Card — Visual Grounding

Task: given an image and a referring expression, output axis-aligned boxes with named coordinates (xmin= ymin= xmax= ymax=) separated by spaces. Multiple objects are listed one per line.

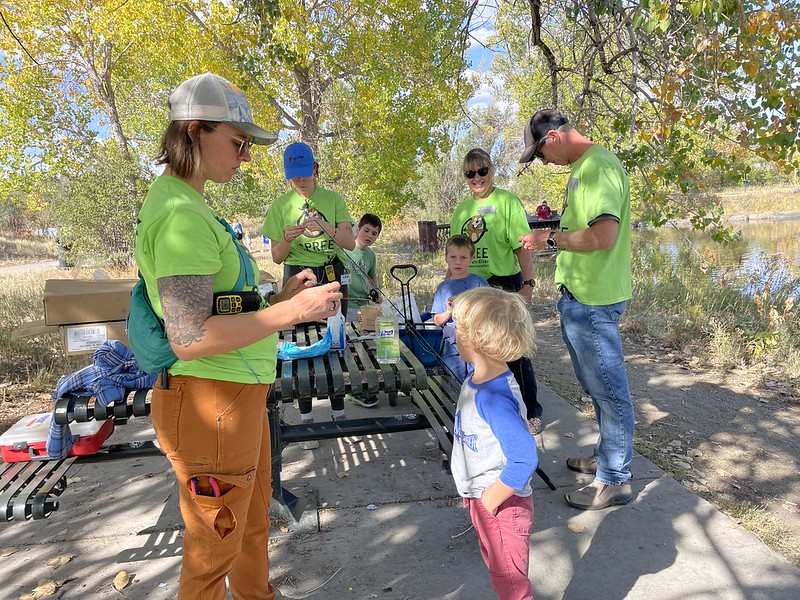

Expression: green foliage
xmin=50 ymin=145 xmax=150 ymax=267
xmin=234 ymin=0 xmax=473 ymax=216
xmin=491 ymin=0 xmax=799 ymax=238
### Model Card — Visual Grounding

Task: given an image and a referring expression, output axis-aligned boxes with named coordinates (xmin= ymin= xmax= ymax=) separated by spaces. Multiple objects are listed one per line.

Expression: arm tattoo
xmin=158 ymin=275 xmax=213 ymax=349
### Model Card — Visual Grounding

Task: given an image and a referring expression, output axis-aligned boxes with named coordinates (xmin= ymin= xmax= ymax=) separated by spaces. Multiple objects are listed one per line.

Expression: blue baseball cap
xmin=283 ymin=142 xmax=315 ymax=179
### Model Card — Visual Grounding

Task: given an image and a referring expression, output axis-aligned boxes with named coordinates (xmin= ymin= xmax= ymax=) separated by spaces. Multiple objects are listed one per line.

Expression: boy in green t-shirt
xmin=344 ymin=213 xmax=383 ymax=407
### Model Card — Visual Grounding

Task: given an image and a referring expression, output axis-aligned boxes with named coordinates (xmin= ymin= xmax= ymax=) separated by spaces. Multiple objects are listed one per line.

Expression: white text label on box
xmin=66 ymin=325 xmax=108 ymax=352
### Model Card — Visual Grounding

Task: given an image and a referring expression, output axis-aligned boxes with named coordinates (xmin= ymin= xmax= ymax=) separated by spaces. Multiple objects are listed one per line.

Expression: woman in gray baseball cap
xmin=133 ymin=72 xmax=342 ymax=600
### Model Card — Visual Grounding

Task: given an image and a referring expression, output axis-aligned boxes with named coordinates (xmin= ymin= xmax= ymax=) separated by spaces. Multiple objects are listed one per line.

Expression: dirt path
xmin=532 ymin=310 xmax=800 ymax=559
xmin=0 ymin=260 xmax=59 ymax=274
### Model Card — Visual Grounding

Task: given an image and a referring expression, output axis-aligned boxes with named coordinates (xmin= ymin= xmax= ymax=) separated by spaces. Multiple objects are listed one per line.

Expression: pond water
xmin=636 ymin=219 xmax=800 ymax=298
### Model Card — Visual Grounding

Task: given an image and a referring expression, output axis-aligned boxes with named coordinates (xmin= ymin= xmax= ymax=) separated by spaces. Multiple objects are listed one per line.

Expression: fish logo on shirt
xmin=296 ymin=203 xmax=329 ymax=238
xmin=454 ymin=411 xmax=478 ymax=453
xmin=461 ymin=215 xmax=487 ymax=243
xmin=461 ymin=214 xmax=487 ymax=244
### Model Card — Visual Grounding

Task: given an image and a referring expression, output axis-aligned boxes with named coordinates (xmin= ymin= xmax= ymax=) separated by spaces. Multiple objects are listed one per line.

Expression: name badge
xmin=340 ymin=273 xmax=351 ymax=285
xmin=477 ymin=205 xmax=496 ymax=214
xmin=567 ymin=177 xmax=579 ymax=190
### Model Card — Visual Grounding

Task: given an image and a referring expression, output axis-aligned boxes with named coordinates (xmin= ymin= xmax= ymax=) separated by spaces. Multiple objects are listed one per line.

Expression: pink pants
xmin=152 ymin=375 xmax=275 ymax=600
xmin=465 ymin=494 xmax=534 ymax=600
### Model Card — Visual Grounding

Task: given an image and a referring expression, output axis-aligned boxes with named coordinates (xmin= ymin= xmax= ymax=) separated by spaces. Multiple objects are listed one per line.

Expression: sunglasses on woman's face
xmin=212 ymin=127 xmax=254 ymax=157
xmin=464 ymin=166 xmax=490 ymax=179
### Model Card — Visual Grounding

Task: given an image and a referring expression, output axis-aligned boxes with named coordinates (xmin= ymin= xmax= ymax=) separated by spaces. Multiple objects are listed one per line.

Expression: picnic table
xmin=272 ymin=321 xmax=429 ymax=407
xmin=3 ymin=320 xmax=554 ymax=525
xmin=269 ymin=321 xmax=437 ymax=522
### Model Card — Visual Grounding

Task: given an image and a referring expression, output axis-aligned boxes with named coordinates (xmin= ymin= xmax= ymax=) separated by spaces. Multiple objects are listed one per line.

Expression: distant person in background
xmin=518 ymin=109 xmax=634 ymax=511
xmin=244 ymin=230 xmax=252 ymax=251
xmin=232 ymin=217 xmax=244 ymax=240
xmin=536 ymin=199 xmax=552 ymax=220
xmin=450 ymin=147 xmax=545 ymax=435
xmin=261 ymin=234 xmax=270 ymax=253
xmin=262 ymin=141 xmax=356 ymax=443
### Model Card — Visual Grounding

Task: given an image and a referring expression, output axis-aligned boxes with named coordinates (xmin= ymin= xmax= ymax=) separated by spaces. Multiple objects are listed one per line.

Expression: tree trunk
xmin=529 ymin=0 xmax=559 ymax=108
xmin=293 ymin=63 xmax=321 ymax=154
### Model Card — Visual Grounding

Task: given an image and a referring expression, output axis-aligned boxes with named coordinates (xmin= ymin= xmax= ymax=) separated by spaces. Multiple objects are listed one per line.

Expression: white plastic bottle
xmin=327 ymin=306 xmax=346 ymax=351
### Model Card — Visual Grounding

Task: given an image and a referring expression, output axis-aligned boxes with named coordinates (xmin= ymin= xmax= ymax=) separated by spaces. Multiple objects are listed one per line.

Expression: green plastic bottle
xmin=375 ymin=306 xmax=400 ymax=364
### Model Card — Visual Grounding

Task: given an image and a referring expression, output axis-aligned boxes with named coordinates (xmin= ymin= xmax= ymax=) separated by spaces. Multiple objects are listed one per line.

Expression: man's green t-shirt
xmin=344 ymin=245 xmax=376 ymax=309
xmin=450 ymin=187 xmax=530 ymax=279
xmin=555 ymin=144 xmax=632 ymax=305
xmin=262 ymin=186 xmax=353 ymax=267
xmin=134 ymin=176 xmax=278 ymax=384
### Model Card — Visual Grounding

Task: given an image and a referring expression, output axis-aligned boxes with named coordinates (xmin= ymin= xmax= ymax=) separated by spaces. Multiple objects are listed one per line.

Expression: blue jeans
xmin=558 ymin=290 xmax=634 ymax=485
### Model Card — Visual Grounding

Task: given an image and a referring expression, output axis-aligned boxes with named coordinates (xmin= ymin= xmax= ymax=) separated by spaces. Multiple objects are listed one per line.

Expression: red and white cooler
xmin=0 ymin=412 xmax=114 ymax=462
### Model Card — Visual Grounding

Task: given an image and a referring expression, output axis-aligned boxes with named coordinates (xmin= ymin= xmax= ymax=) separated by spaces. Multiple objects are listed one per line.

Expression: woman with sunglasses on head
xmin=262 ymin=141 xmax=356 ymax=438
xmin=134 ymin=72 xmax=342 ymax=600
xmin=450 ymin=148 xmax=545 ymax=435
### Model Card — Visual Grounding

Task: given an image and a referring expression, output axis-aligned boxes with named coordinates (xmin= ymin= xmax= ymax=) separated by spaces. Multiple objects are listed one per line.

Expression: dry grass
xmin=0 ymin=233 xmax=56 ymax=266
xmin=714 ymin=493 xmax=800 ymax=566
xmin=713 ymin=184 xmax=800 ymax=217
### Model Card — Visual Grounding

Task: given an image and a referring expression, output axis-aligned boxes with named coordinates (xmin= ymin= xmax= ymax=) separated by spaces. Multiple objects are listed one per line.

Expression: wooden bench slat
xmin=295 ymin=327 xmax=312 ymax=400
xmin=306 ymin=325 xmax=329 ymax=400
xmin=399 ymin=330 xmax=429 ymax=391
xmin=279 ymin=327 xmax=295 ymax=402
xmin=327 ymin=343 xmax=346 ymax=397
xmin=349 ymin=338 xmax=380 ymax=395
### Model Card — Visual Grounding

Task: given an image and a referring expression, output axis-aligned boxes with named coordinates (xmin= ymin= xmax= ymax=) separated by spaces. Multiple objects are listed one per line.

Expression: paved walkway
xmin=2 ymin=384 xmax=799 ymax=599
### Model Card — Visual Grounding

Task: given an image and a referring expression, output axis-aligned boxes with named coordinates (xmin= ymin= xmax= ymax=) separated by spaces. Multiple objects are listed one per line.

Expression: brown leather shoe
xmin=565 ymin=481 xmax=633 ymax=510
xmin=566 ymin=455 xmax=597 ymax=474
xmin=528 ymin=416 xmax=546 ymax=436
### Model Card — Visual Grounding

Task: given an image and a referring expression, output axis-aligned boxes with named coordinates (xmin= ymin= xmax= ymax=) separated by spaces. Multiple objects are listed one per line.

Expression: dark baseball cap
xmin=519 ymin=109 xmax=569 ymax=163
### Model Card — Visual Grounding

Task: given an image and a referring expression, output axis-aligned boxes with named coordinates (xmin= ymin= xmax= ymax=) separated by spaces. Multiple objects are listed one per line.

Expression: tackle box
xmin=0 ymin=412 xmax=113 ymax=462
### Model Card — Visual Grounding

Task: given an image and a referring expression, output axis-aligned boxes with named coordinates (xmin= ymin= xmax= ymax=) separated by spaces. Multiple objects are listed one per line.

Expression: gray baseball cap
xmin=168 ymin=72 xmax=277 ymax=145
xmin=520 ymin=109 xmax=569 ymax=163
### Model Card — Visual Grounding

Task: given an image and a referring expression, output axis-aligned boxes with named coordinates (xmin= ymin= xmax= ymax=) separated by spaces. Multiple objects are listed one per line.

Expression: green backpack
xmin=127 ymin=215 xmax=255 ymax=375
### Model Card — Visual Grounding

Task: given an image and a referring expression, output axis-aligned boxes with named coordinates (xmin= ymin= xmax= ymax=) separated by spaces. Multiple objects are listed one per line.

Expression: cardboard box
xmin=0 ymin=412 xmax=114 ymax=462
xmin=59 ymin=321 xmax=129 ymax=356
xmin=259 ymin=269 xmax=281 ymax=294
xmin=12 ymin=320 xmax=59 ymax=340
xmin=44 ymin=279 xmax=137 ymax=326
xmin=359 ymin=304 xmax=382 ymax=331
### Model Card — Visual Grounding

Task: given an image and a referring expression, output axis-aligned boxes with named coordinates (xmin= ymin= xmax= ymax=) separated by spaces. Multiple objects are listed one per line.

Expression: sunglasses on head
xmin=464 ymin=166 xmax=490 ymax=179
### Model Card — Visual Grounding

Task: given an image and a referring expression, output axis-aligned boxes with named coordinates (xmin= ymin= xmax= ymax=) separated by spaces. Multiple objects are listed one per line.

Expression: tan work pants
xmin=152 ymin=375 xmax=275 ymax=600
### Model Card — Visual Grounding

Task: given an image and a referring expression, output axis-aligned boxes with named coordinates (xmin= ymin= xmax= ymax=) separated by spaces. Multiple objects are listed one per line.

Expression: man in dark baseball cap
xmin=517 ymin=108 xmax=637 ymax=511
xmin=519 ymin=109 xmax=569 ymax=163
